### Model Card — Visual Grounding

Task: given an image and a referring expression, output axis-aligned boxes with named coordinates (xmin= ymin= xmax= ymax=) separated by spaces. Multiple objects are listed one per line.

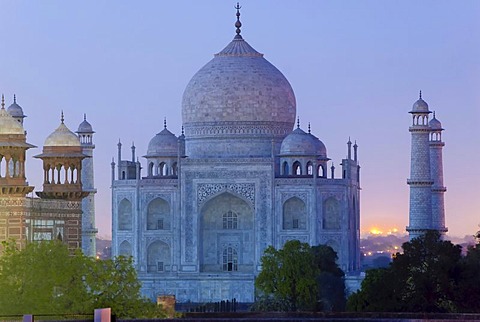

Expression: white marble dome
xmin=181 ymin=30 xmax=296 ymax=158
xmin=45 ymin=120 xmax=80 ymax=147
xmin=308 ymin=133 xmax=328 ymax=158
xmin=146 ymin=127 xmax=178 ymax=157
xmin=412 ymin=94 xmax=429 ymax=113
xmin=182 ymin=38 xmax=296 ymax=126
xmin=78 ymin=116 xmax=94 ymax=133
xmin=429 ymin=115 xmax=442 ymax=130
xmin=280 ymin=128 xmax=318 ymax=156
xmin=0 ymin=108 xmax=24 ymax=135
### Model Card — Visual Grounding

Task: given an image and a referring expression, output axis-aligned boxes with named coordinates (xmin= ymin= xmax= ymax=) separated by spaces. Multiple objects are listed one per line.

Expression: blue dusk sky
xmin=0 ymin=1 xmax=478 ymax=238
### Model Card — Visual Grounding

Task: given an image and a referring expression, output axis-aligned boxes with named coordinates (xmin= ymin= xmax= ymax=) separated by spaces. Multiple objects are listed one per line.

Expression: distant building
xmin=111 ymin=7 xmax=361 ymax=303
xmin=407 ymin=92 xmax=447 ymax=239
xmin=0 ymin=95 xmax=96 ymax=253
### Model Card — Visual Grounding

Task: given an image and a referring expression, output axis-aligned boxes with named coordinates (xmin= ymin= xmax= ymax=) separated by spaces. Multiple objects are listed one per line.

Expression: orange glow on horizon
xmin=365 ymin=227 xmax=402 ymax=236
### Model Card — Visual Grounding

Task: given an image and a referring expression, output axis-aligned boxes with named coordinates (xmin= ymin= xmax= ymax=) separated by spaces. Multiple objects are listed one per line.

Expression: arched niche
xmin=147 ymin=240 xmax=171 ymax=273
xmin=199 ymin=192 xmax=254 ymax=273
xmin=323 ymin=197 xmax=340 ymax=230
xmin=118 ymin=198 xmax=132 ymax=230
xmin=282 ymin=197 xmax=306 ymax=230
xmin=146 ymin=198 xmax=170 ymax=230
xmin=119 ymin=240 xmax=132 ymax=257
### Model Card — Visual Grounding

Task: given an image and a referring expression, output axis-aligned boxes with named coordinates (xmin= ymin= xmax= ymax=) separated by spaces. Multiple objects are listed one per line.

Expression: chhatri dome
xmin=280 ymin=120 xmax=326 ymax=157
xmin=44 ymin=112 xmax=81 ymax=147
xmin=146 ymin=119 xmax=179 ymax=157
xmin=7 ymin=95 xmax=26 ymax=123
xmin=412 ymin=90 xmax=430 ymax=113
xmin=77 ymin=114 xmax=94 ymax=133
xmin=0 ymin=95 xmax=24 ymax=135
xmin=181 ymin=4 xmax=296 ymax=158
xmin=429 ymin=112 xmax=443 ymax=130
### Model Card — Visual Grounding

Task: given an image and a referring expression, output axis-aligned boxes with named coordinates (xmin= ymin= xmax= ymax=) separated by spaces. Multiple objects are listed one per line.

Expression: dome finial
xmin=419 ymin=90 xmax=422 ymax=99
xmin=1 ymin=94 xmax=4 ymax=110
xmin=13 ymin=94 xmax=16 ymax=104
xmin=84 ymin=113 xmax=87 ymax=121
xmin=308 ymin=122 xmax=311 ymax=134
xmin=181 ymin=125 xmax=184 ymax=135
xmin=164 ymin=117 xmax=167 ymax=129
xmin=297 ymin=116 xmax=300 ymax=129
xmin=234 ymin=2 xmax=242 ymax=39
xmin=61 ymin=110 xmax=64 ymax=124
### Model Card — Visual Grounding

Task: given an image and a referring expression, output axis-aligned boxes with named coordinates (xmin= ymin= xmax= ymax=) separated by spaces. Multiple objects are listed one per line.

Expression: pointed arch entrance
xmin=199 ymin=192 xmax=254 ymax=273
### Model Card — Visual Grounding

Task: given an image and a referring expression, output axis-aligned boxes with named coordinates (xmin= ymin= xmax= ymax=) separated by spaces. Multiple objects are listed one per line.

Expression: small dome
xmin=7 ymin=96 xmax=25 ymax=118
xmin=77 ymin=114 xmax=94 ymax=133
xmin=44 ymin=121 xmax=81 ymax=147
xmin=146 ymin=127 xmax=178 ymax=157
xmin=280 ymin=128 xmax=319 ymax=156
xmin=308 ymin=133 xmax=327 ymax=158
xmin=0 ymin=108 xmax=24 ymax=135
xmin=429 ymin=115 xmax=442 ymax=130
xmin=412 ymin=92 xmax=429 ymax=113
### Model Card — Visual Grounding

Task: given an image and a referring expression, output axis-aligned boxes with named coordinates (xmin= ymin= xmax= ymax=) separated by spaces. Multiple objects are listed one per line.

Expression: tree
xmin=311 ymin=245 xmax=346 ymax=311
xmin=347 ymin=230 xmax=463 ymax=313
xmin=0 ymin=240 xmax=164 ymax=318
xmin=254 ymin=241 xmax=346 ymax=312
xmin=255 ymin=240 xmax=318 ymax=311
xmin=456 ymin=244 xmax=480 ymax=312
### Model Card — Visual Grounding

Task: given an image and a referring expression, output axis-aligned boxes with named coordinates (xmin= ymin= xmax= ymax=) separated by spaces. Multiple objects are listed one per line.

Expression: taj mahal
xmin=111 ymin=7 xmax=361 ymax=303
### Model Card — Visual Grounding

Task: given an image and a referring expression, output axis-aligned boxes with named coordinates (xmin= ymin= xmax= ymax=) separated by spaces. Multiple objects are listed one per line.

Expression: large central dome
xmin=181 ymin=10 xmax=296 ymax=158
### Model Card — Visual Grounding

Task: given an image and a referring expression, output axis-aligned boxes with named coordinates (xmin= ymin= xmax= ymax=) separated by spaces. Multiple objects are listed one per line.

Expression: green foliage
xmin=347 ymin=230 xmax=475 ymax=313
xmin=311 ymin=245 xmax=346 ymax=311
xmin=0 ymin=240 xmax=164 ymax=318
xmin=254 ymin=241 xmax=346 ymax=312
xmin=456 ymin=244 xmax=480 ymax=312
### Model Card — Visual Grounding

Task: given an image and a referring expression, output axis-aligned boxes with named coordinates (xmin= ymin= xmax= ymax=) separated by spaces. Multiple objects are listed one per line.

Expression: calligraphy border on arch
xmin=197 ymin=183 xmax=255 ymax=209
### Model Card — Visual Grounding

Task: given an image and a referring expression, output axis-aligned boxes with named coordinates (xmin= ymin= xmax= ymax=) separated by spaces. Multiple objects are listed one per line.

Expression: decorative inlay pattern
xmin=281 ymin=192 xmax=308 ymax=204
xmin=197 ymin=183 xmax=255 ymax=207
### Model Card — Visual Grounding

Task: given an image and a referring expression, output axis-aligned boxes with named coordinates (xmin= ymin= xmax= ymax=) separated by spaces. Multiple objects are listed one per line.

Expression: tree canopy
xmin=0 ymin=240 xmax=164 ymax=318
xmin=254 ymin=240 xmax=345 ymax=312
xmin=348 ymin=230 xmax=480 ymax=313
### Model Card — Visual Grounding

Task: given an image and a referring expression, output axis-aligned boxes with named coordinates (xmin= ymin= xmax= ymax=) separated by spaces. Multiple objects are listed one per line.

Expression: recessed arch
xmin=282 ymin=161 xmax=289 ymax=176
xmin=119 ymin=240 xmax=132 ymax=257
xmin=283 ymin=197 xmax=306 ymax=230
xmin=118 ymin=198 xmax=132 ymax=230
xmin=146 ymin=197 xmax=170 ymax=230
xmin=306 ymin=161 xmax=313 ymax=176
xmin=323 ymin=197 xmax=340 ymax=230
xmin=200 ymin=192 xmax=253 ymax=273
xmin=147 ymin=240 xmax=171 ymax=273
xmin=293 ymin=161 xmax=302 ymax=175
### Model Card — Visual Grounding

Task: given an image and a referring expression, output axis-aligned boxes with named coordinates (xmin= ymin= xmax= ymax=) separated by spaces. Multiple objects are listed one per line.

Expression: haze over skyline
xmin=0 ymin=1 xmax=478 ymax=239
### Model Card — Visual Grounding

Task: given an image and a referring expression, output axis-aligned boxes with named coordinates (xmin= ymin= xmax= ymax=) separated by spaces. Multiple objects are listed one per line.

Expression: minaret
xmin=407 ymin=91 xmax=434 ymax=239
xmin=429 ymin=112 xmax=447 ymax=234
xmin=76 ymin=114 xmax=98 ymax=257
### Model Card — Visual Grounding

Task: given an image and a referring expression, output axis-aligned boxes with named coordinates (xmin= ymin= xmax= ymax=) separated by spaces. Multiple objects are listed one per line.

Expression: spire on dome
xmin=13 ymin=94 xmax=16 ymax=104
xmin=1 ymin=94 xmax=4 ymax=109
xmin=235 ymin=2 xmax=242 ymax=39
xmin=181 ymin=125 xmax=184 ymax=135
xmin=84 ymin=113 xmax=87 ymax=121
xmin=297 ymin=117 xmax=300 ymax=129
xmin=308 ymin=122 xmax=311 ymax=134
xmin=164 ymin=117 xmax=167 ymax=129
xmin=419 ymin=90 xmax=422 ymax=99
xmin=61 ymin=110 xmax=65 ymax=124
